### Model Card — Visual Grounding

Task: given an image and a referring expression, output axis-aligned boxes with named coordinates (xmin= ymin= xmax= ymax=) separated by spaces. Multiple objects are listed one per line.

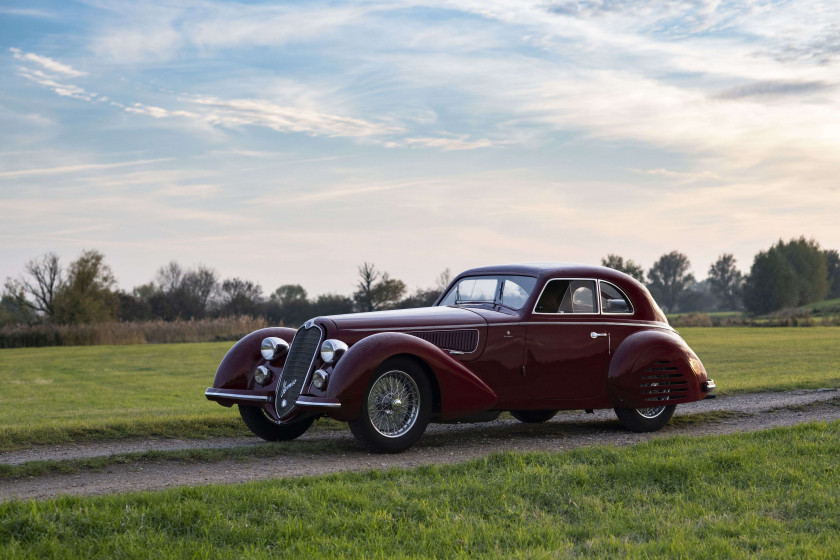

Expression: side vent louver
xmin=410 ymin=330 xmax=479 ymax=353
xmin=639 ymin=360 xmax=689 ymax=403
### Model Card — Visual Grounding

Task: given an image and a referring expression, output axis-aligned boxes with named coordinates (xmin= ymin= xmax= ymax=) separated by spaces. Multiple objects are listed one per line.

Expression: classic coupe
xmin=206 ymin=263 xmax=715 ymax=453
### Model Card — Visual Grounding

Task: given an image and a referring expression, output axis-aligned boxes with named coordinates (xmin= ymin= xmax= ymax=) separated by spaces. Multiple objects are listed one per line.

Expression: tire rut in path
xmin=1 ymin=388 xmax=838 ymax=502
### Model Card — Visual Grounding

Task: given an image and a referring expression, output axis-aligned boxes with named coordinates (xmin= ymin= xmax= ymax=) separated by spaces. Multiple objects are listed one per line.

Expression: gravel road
xmin=1 ymin=388 xmax=837 ymax=503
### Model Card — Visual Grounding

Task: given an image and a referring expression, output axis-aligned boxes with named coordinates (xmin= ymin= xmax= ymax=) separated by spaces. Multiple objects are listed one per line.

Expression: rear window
xmin=535 ymin=279 xmax=598 ymax=314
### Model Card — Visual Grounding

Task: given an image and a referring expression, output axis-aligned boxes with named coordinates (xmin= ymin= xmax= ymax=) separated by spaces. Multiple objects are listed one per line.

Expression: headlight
xmin=254 ymin=365 xmax=272 ymax=385
xmin=261 ymin=337 xmax=289 ymax=361
xmin=320 ymin=339 xmax=348 ymax=364
xmin=312 ymin=368 xmax=329 ymax=389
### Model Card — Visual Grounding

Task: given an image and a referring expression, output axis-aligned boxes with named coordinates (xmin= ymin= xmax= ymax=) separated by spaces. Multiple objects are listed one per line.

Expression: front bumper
xmin=205 ymin=388 xmax=341 ymax=410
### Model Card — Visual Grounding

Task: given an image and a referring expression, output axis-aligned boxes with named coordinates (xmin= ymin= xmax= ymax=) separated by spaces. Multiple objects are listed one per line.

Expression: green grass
xmin=2 ymin=421 xmax=838 ymax=558
xmin=0 ymin=329 xmax=838 ymax=451
xmin=679 ymin=327 xmax=840 ymax=394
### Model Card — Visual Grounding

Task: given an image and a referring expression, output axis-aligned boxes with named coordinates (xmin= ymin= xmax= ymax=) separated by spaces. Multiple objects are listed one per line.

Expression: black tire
xmin=349 ymin=357 xmax=432 ymax=454
xmin=510 ymin=409 xmax=558 ymax=423
xmin=238 ymin=404 xmax=315 ymax=441
xmin=614 ymin=405 xmax=676 ymax=432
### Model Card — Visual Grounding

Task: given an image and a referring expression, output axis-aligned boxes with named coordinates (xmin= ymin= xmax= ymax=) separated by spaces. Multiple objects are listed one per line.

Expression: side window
xmin=535 ymin=279 xmax=598 ymax=314
xmin=500 ymin=278 xmax=531 ymax=309
xmin=600 ymin=281 xmax=633 ymax=314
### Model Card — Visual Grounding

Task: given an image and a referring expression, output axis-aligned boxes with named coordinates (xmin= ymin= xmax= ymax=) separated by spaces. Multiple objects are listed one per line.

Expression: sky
xmin=1 ymin=0 xmax=839 ymax=297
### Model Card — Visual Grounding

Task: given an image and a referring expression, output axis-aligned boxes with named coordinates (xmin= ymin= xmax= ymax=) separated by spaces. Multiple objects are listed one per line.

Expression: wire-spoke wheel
xmin=350 ymin=358 xmax=431 ymax=453
xmin=614 ymin=404 xmax=676 ymax=432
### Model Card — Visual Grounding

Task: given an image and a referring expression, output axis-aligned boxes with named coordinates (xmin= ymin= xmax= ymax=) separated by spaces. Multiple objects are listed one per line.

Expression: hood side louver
xmin=410 ymin=329 xmax=479 ymax=353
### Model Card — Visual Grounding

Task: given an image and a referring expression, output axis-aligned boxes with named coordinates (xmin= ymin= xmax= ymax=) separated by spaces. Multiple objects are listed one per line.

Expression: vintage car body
xmin=206 ymin=263 xmax=715 ymax=452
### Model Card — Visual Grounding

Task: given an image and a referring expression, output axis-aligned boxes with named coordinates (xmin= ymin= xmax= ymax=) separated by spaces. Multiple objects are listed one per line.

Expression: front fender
xmin=324 ymin=332 xmax=498 ymax=422
xmin=211 ymin=327 xmax=297 ymax=391
xmin=608 ymin=330 xmax=709 ymax=408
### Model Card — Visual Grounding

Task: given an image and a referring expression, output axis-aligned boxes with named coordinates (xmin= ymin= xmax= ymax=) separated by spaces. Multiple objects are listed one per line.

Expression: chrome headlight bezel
xmin=261 ymin=337 xmax=289 ymax=361
xmin=320 ymin=339 xmax=348 ymax=364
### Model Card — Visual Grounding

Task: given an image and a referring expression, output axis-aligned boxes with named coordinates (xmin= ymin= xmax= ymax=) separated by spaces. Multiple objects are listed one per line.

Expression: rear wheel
xmin=238 ymin=404 xmax=314 ymax=441
xmin=510 ymin=409 xmax=558 ymax=423
xmin=614 ymin=405 xmax=676 ymax=432
xmin=349 ymin=358 xmax=431 ymax=454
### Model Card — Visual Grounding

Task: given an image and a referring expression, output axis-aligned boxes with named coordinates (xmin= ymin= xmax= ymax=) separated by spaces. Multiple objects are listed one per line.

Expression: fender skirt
xmin=608 ymin=329 xmax=709 ymax=408
xmin=324 ymin=332 xmax=498 ymax=422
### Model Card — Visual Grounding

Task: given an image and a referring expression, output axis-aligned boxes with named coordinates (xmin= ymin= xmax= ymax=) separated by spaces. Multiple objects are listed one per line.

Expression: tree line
xmin=603 ymin=237 xmax=839 ymax=314
xmin=2 ymin=236 xmax=838 ymax=328
xmin=0 ymin=253 xmax=451 ymax=328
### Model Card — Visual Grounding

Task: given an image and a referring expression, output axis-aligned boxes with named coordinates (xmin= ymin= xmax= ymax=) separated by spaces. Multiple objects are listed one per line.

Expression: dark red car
xmin=206 ymin=264 xmax=715 ymax=453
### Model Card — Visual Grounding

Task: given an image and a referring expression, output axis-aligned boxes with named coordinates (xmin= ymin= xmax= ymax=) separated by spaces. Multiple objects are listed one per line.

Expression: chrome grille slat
xmin=275 ymin=324 xmax=322 ymax=419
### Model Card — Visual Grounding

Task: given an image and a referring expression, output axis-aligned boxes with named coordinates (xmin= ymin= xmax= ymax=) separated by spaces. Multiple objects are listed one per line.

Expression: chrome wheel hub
xmin=368 ymin=370 xmax=420 ymax=438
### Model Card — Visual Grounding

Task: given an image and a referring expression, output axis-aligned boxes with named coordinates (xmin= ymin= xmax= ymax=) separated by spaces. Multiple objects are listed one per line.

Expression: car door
xmin=523 ymin=279 xmax=610 ymax=400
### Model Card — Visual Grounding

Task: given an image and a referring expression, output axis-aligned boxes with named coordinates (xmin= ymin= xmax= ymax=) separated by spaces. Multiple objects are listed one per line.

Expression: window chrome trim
xmin=205 ymin=388 xmax=272 ymax=402
xmin=532 ymin=278 xmax=601 ymax=316
xmin=598 ymin=280 xmax=635 ymax=315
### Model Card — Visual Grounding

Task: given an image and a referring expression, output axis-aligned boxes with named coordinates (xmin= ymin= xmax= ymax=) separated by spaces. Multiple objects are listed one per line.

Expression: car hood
xmin=322 ymin=306 xmax=486 ymax=334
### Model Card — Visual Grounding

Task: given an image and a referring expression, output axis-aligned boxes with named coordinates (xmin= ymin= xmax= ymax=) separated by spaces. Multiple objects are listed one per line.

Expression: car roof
xmin=457 ymin=262 xmax=639 ymax=284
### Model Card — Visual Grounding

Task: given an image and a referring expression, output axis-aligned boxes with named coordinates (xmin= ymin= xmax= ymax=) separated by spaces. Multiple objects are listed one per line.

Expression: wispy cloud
xmin=715 ymin=80 xmax=835 ymax=100
xmin=10 ymin=47 xmax=85 ymax=77
xmin=0 ymin=158 xmax=173 ymax=179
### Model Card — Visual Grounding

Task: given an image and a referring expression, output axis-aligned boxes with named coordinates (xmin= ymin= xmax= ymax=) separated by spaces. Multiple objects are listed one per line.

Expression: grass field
xmin=0 ymin=328 xmax=838 ymax=451
xmin=1 ymin=421 xmax=838 ymax=558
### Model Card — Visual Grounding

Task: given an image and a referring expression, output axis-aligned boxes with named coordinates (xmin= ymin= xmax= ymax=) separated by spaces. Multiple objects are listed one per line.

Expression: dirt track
xmin=1 ymin=388 xmax=838 ymax=502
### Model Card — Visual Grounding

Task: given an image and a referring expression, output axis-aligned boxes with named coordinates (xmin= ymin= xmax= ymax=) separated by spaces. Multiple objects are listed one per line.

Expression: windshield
xmin=438 ymin=275 xmax=537 ymax=310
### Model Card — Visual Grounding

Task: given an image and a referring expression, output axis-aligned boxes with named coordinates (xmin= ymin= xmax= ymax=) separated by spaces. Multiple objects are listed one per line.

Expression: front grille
xmin=639 ymin=360 xmax=688 ymax=403
xmin=410 ymin=329 xmax=479 ymax=353
xmin=275 ymin=324 xmax=322 ymax=418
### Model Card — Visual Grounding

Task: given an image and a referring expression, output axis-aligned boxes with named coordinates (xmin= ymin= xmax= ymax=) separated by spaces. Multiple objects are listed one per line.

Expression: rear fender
xmin=211 ymin=327 xmax=297 ymax=391
xmin=608 ymin=330 xmax=708 ymax=408
xmin=325 ymin=332 xmax=498 ymax=422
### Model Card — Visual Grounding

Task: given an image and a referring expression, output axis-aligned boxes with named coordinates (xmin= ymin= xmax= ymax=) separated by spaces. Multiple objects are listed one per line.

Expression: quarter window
xmin=600 ymin=281 xmax=633 ymax=314
xmin=535 ymin=279 xmax=598 ymax=314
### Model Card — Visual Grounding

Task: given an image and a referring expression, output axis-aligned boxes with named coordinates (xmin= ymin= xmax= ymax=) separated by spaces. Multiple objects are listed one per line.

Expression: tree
xmin=3 ymin=252 xmax=63 ymax=320
xmin=601 ymin=254 xmax=645 ymax=282
xmin=707 ymin=254 xmax=743 ymax=310
xmin=311 ymin=294 xmax=354 ymax=316
xmin=826 ymin=249 xmax=840 ymax=299
xmin=53 ymin=250 xmax=118 ymax=324
xmin=743 ymin=238 xmax=828 ymax=314
xmin=742 ymin=248 xmax=797 ymax=314
xmin=141 ymin=262 xmax=219 ymax=320
xmin=267 ymin=284 xmax=311 ymax=326
xmin=776 ymin=237 xmax=827 ymax=305
xmin=353 ymin=262 xmax=406 ymax=312
xmin=647 ymin=251 xmax=695 ymax=312
xmin=219 ymin=278 xmax=263 ymax=316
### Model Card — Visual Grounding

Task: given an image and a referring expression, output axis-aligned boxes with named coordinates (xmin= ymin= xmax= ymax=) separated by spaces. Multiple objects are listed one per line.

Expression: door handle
xmin=590 ymin=332 xmax=607 ymax=339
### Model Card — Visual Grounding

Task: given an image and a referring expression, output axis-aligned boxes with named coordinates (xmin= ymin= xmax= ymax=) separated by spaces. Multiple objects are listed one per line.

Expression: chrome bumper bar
xmin=205 ymin=388 xmax=341 ymax=409
xmin=205 ymin=388 xmax=272 ymax=402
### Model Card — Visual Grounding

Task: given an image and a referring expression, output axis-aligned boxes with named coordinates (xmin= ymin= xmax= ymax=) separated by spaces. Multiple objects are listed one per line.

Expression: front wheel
xmin=238 ymin=404 xmax=314 ymax=441
xmin=614 ymin=405 xmax=676 ymax=432
xmin=349 ymin=358 xmax=432 ymax=453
